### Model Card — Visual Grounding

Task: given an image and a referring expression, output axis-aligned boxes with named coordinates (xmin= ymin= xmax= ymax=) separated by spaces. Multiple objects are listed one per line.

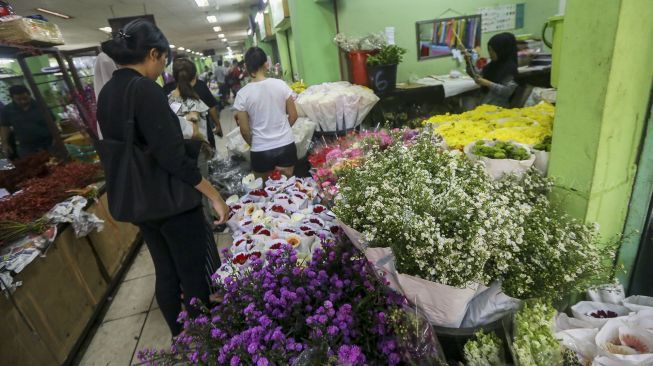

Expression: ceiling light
xmin=35 ymin=8 xmax=72 ymax=19
xmin=99 ymin=27 xmax=112 ymax=33
xmin=207 ymin=15 xmax=217 ymax=23
xmin=218 ymin=33 xmax=225 ymax=38
xmin=178 ymin=47 xmax=185 ymax=51
xmin=169 ymin=44 xmax=176 ymax=49
xmin=223 ymin=38 xmax=228 ymax=42
xmin=213 ymin=26 xmax=222 ymax=32
xmin=194 ymin=0 xmax=209 ymax=7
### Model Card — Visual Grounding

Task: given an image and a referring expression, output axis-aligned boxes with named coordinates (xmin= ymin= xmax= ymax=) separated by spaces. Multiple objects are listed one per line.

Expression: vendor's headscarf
xmin=482 ymin=32 xmax=518 ymax=83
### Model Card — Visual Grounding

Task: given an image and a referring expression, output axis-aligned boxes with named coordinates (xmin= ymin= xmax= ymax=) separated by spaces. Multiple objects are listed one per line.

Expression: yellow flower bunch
xmin=425 ymin=103 xmax=555 ymax=149
xmin=290 ymin=81 xmax=307 ymax=94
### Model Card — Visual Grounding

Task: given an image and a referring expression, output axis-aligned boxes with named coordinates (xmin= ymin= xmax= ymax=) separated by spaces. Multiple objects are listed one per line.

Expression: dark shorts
xmin=250 ymin=143 xmax=297 ymax=173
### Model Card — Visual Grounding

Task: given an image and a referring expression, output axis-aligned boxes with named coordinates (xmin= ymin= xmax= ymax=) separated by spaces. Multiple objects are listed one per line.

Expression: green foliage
xmin=473 ymin=140 xmax=531 ymax=160
xmin=533 ymin=136 xmax=552 ymax=152
xmin=367 ymin=45 xmax=407 ymax=66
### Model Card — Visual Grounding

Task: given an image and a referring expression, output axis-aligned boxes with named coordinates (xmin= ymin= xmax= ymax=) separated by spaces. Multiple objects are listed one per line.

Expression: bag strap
xmin=122 ymin=77 xmax=143 ymax=149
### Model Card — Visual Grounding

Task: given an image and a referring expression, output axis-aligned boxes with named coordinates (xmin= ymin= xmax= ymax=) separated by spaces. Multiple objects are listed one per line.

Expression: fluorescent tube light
xmin=178 ymin=47 xmax=185 ymax=51
xmin=213 ymin=26 xmax=222 ymax=32
xmin=36 ymin=8 xmax=72 ymax=19
xmin=194 ymin=0 xmax=209 ymax=7
xmin=99 ymin=27 xmax=112 ymax=33
xmin=207 ymin=15 xmax=217 ymax=23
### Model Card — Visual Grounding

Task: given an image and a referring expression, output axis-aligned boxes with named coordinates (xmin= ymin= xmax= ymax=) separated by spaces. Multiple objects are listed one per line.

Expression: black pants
xmin=137 ymin=206 xmax=220 ymax=335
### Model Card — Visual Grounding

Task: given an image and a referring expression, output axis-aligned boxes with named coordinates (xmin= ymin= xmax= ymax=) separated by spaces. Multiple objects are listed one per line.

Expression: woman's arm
xmin=195 ymin=178 xmax=228 ymax=224
xmin=236 ymin=111 xmax=253 ymax=146
xmin=286 ymin=97 xmax=298 ymax=126
xmin=475 ymin=77 xmax=518 ymax=98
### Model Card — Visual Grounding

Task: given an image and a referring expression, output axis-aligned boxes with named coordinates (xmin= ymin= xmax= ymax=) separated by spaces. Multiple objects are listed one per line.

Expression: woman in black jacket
xmin=97 ymin=19 xmax=228 ymax=336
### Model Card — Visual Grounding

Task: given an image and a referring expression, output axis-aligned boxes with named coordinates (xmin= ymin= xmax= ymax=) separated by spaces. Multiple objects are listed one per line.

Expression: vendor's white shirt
xmin=234 ymin=78 xmax=294 ymax=152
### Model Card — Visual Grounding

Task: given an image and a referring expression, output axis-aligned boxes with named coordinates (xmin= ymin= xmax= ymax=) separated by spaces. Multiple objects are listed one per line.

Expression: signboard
xmin=478 ymin=4 xmax=525 ymax=33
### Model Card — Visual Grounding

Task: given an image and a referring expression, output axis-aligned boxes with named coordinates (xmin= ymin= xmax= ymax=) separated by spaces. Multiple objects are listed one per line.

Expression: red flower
xmin=271 ymin=205 xmax=285 ymax=214
xmin=259 ymin=229 xmax=271 ymax=236
xmin=253 ymin=225 xmax=265 ymax=234
xmin=270 ymin=242 xmax=283 ymax=250
xmin=250 ymin=251 xmax=262 ymax=259
xmin=269 ymin=170 xmax=282 ymax=181
xmin=313 ymin=205 xmax=327 ymax=214
xmin=232 ymin=253 xmax=248 ymax=265
xmin=250 ymin=189 xmax=268 ymax=197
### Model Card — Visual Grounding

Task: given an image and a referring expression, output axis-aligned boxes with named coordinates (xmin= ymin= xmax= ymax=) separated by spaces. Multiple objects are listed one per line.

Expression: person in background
xmin=214 ymin=60 xmax=229 ymax=107
xmin=468 ymin=32 xmax=519 ymax=108
xmin=229 ymin=60 xmax=245 ymax=97
xmin=164 ymin=58 xmax=222 ymax=141
xmin=93 ymin=51 xmax=118 ymax=100
xmin=198 ymin=65 xmax=210 ymax=82
xmin=169 ymin=58 xmax=210 ymax=142
xmin=235 ymin=47 xmax=298 ymax=178
xmin=97 ymin=19 xmax=228 ymax=337
xmin=0 ymin=85 xmax=53 ymax=158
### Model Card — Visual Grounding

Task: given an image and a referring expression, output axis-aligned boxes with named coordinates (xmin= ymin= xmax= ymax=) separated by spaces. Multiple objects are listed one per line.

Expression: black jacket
xmin=97 ymin=68 xmax=202 ymax=187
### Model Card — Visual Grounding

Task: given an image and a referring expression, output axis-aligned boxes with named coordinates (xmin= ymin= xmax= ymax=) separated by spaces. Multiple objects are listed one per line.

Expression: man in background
xmin=214 ymin=60 xmax=229 ymax=108
xmin=0 ymin=85 xmax=53 ymax=158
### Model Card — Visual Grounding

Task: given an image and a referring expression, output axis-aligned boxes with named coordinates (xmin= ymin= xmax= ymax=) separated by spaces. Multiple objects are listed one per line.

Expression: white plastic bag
xmin=587 ymin=283 xmax=625 ymax=304
xmin=571 ymin=301 xmax=631 ymax=328
xmin=464 ymin=140 xmax=536 ymax=180
xmin=460 ymin=281 xmax=521 ymax=328
xmin=533 ymin=149 xmax=549 ymax=175
xmin=556 ymin=328 xmax=599 ymax=363
xmin=622 ymin=296 xmax=653 ymax=313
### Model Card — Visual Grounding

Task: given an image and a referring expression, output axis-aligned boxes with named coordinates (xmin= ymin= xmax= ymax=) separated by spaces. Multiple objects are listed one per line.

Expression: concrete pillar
xmin=548 ymin=0 xmax=653 ymax=255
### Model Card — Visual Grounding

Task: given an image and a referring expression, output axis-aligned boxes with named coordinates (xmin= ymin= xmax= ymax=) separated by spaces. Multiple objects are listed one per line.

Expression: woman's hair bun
xmin=101 ymin=18 xmax=171 ymax=66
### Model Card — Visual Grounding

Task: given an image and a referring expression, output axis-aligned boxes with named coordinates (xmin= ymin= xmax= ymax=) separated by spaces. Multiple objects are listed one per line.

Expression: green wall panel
xmin=335 ymin=0 xmax=558 ymax=82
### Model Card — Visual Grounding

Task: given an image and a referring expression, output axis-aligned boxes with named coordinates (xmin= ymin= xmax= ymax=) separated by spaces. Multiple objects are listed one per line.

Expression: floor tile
xmin=123 ymin=245 xmax=155 ymax=281
xmin=79 ymin=313 xmax=146 ymax=366
xmin=104 ymin=274 xmax=155 ymax=322
xmin=131 ymin=309 xmax=172 ymax=365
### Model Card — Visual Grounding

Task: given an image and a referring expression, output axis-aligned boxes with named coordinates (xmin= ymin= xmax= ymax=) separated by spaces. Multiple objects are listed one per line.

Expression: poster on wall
xmin=478 ymin=3 xmax=525 ymax=33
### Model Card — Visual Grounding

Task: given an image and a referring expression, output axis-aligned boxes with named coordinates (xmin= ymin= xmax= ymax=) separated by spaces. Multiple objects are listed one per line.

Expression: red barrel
xmin=347 ymin=50 xmax=378 ymax=87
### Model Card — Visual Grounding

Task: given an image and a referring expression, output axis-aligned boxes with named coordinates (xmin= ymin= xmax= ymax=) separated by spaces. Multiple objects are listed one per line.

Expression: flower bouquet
xmin=138 ymin=238 xmax=446 ymax=365
xmin=464 ymin=140 xmax=535 ymax=180
xmin=424 ymin=103 xmax=554 ymax=150
xmin=532 ymin=136 xmax=551 ymax=175
xmin=334 ymin=134 xmax=614 ymax=328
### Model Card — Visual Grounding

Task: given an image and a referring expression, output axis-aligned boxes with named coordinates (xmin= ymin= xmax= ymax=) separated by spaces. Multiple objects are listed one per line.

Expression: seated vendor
xmin=0 ymin=85 xmax=54 ymax=158
xmin=466 ymin=32 xmax=519 ymax=109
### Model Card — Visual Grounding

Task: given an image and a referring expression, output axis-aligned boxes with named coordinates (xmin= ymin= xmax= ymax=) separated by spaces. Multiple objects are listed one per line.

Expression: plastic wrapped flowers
xmin=424 ymin=103 xmax=555 ymax=149
xmin=218 ymin=175 xmax=339 ymax=278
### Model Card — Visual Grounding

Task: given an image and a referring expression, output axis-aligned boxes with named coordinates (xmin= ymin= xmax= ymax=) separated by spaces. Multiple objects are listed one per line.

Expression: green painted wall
xmin=287 ymin=28 xmax=299 ymax=81
xmin=275 ymin=30 xmax=293 ymax=82
xmin=288 ymin=0 xmax=340 ymax=85
xmin=336 ymin=0 xmax=559 ymax=82
xmin=548 ymin=0 xmax=653 ymax=252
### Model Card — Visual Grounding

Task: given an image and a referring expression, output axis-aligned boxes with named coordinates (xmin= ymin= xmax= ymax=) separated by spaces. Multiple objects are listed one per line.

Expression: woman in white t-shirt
xmin=234 ymin=47 xmax=298 ymax=178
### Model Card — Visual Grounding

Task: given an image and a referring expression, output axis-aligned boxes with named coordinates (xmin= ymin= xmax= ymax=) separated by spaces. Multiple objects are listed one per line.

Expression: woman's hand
xmin=185 ymin=111 xmax=200 ymax=123
xmin=211 ymin=198 xmax=229 ymax=225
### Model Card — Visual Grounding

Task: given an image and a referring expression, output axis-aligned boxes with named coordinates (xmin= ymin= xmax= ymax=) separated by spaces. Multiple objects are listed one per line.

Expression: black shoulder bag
xmin=96 ymin=77 xmax=202 ymax=223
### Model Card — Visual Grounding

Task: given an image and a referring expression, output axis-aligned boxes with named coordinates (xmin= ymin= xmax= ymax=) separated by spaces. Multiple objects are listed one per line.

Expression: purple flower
xmin=257 ymin=357 xmax=269 ymax=366
xmin=230 ymin=355 xmax=240 ymax=366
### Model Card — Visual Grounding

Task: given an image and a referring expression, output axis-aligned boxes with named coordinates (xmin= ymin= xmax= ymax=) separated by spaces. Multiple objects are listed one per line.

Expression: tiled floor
xmin=77 ymin=108 xmax=237 ymax=365
xmin=78 ymin=231 xmax=233 ymax=366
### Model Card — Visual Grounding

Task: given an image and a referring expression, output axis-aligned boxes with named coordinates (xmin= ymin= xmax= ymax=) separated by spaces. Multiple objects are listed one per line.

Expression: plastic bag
xmin=464 ymin=141 xmax=535 ymax=180
xmin=556 ymin=328 xmax=599 ymax=363
xmin=622 ymin=296 xmax=653 ymax=313
xmin=461 ymin=281 xmax=521 ymax=328
xmin=571 ymin=301 xmax=631 ymax=329
xmin=533 ymin=149 xmax=549 ymax=175
xmin=587 ymin=283 xmax=625 ymax=305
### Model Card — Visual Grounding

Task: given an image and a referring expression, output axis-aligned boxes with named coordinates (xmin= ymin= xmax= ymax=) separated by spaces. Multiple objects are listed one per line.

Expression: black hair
xmin=101 ymin=18 xmax=171 ymax=66
xmin=482 ymin=32 xmax=518 ymax=84
xmin=244 ymin=47 xmax=267 ymax=77
xmin=9 ymin=85 xmax=29 ymax=96
xmin=172 ymin=58 xmax=199 ymax=100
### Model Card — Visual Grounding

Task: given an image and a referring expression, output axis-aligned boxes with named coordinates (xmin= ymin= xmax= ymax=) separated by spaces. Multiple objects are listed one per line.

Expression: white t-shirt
xmin=234 ymin=78 xmax=294 ymax=152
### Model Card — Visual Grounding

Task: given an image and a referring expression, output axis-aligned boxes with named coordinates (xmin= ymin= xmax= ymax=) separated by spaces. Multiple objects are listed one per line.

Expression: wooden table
xmin=0 ymin=193 xmax=141 ymax=366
